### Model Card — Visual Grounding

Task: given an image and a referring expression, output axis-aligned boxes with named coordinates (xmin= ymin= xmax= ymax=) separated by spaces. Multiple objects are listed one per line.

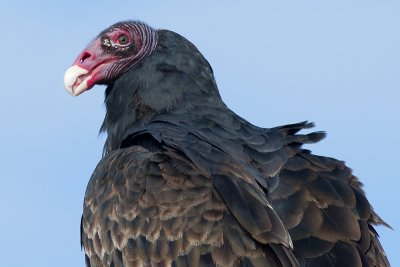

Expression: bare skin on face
xmin=64 ymin=22 xmax=157 ymax=96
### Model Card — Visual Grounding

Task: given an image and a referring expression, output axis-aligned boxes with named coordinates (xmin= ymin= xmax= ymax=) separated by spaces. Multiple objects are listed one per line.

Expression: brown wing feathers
xmin=82 ymin=141 xmax=298 ymax=266
xmin=270 ymin=150 xmax=390 ymax=267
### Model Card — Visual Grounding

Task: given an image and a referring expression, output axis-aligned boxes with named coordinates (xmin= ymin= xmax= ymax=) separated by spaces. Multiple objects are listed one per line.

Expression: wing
xmin=270 ymin=151 xmax=390 ymax=267
xmin=179 ymin=113 xmax=390 ymax=267
xmin=82 ymin=134 xmax=298 ymax=267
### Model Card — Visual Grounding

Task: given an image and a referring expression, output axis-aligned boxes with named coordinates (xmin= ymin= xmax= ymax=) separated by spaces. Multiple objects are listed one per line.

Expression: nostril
xmin=80 ymin=52 xmax=91 ymax=64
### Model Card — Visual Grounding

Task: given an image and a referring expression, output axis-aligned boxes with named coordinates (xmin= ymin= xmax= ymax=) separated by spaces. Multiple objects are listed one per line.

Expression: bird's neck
xmin=100 ymin=82 xmax=226 ymax=155
xmin=100 ymin=83 xmax=155 ymax=154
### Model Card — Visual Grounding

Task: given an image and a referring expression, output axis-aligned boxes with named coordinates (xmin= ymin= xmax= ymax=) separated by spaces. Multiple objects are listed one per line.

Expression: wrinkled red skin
xmin=71 ymin=28 xmax=132 ymax=90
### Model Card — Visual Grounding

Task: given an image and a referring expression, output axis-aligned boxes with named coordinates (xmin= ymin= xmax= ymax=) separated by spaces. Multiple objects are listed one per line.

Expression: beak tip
xmin=63 ymin=65 xmax=89 ymax=97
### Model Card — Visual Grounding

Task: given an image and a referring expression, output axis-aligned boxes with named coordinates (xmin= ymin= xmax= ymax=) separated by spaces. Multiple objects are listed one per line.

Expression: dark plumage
xmin=64 ymin=20 xmax=390 ymax=267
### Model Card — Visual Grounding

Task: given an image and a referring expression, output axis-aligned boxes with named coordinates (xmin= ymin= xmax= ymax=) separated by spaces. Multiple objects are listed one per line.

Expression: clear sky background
xmin=0 ymin=1 xmax=398 ymax=266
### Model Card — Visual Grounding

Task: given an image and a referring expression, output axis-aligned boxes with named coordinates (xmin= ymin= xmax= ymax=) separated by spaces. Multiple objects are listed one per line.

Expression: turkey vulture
xmin=64 ymin=21 xmax=390 ymax=267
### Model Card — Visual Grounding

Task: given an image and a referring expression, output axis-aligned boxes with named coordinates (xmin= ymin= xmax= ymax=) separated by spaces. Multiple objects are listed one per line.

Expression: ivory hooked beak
xmin=63 ymin=65 xmax=90 ymax=96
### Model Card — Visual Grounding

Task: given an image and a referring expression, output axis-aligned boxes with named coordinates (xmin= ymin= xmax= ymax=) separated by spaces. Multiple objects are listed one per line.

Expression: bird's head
xmin=64 ymin=21 xmax=157 ymax=96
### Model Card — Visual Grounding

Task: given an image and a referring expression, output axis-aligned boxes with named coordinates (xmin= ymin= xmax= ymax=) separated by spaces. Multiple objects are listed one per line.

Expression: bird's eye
xmin=117 ymin=34 xmax=129 ymax=45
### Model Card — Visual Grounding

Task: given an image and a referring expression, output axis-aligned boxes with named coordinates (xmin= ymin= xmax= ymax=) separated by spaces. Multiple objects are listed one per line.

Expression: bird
xmin=64 ymin=20 xmax=390 ymax=267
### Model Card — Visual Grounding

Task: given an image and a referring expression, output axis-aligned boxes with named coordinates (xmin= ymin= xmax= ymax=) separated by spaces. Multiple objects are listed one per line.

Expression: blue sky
xmin=0 ymin=1 xmax=398 ymax=266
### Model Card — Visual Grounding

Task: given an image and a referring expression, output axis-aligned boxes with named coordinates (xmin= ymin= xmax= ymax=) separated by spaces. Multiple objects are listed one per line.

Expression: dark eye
xmin=117 ymin=34 xmax=129 ymax=45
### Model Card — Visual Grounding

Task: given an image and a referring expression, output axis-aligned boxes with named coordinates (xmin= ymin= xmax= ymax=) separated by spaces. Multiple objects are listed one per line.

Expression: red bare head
xmin=64 ymin=21 xmax=157 ymax=96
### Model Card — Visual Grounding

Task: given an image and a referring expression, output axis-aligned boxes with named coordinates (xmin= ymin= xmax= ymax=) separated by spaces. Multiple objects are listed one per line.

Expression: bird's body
xmin=65 ymin=21 xmax=390 ymax=267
